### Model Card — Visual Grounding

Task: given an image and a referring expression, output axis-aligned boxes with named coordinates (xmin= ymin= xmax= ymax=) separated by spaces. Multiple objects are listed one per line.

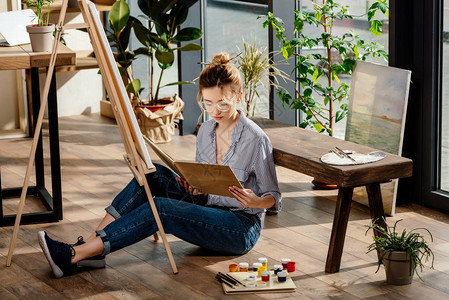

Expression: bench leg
xmin=325 ymin=186 xmax=354 ymax=273
xmin=366 ymin=183 xmax=387 ymax=260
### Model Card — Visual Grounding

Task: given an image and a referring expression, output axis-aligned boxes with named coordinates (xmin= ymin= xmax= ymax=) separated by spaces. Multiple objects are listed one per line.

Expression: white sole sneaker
xmin=38 ymin=231 xmax=64 ymax=278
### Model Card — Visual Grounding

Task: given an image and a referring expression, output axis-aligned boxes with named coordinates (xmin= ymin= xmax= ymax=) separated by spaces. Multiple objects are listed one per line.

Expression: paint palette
xmin=221 ymin=271 xmax=296 ymax=295
xmin=320 ymin=150 xmax=386 ymax=165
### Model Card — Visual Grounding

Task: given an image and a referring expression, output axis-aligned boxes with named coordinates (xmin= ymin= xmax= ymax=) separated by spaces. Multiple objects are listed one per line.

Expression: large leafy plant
xmin=22 ymin=0 xmax=55 ymax=26
xmin=107 ymin=0 xmax=203 ymax=105
xmin=365 ymin=218 xmax=434 ymax=281
xmin=261 ymin=0 xmax=389 ymax=135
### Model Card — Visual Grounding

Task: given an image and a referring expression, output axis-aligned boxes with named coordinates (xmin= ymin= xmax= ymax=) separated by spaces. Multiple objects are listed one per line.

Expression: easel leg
xmin=325 ymin=186 xmax=354 ymax=273
xmin=142 ymin=181 xmax=178 ymax=274
xmin=366 ymin=183 xmax=387 ymax=260
xmin=7 ymin=10 xmax=65 ymax=265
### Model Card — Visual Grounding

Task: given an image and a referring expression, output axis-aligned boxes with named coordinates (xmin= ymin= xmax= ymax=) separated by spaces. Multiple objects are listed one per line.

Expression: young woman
xmin=38 ymin=53 xmax=282 ymax=278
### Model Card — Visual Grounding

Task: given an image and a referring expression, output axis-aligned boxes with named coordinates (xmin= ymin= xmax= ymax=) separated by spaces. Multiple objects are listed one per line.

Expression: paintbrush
xmin=335 ymin=146 xmax=356 ymax=162
xmin=215 ymin=275 xmax=235 ymax=288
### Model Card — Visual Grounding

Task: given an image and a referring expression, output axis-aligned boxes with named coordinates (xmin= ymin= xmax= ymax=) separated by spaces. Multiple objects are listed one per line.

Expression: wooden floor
xmin=1 ymin=114 xmax=449 ymax=299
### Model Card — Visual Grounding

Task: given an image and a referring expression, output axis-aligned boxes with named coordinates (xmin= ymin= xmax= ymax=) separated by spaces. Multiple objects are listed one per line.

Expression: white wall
xmin=45 ymin=12 xmax=103 ymax=117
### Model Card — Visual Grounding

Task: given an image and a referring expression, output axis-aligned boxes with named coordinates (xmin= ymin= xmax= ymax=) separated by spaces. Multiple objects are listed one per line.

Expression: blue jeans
xmin=96 ymin=164 xmax=261 ymax=256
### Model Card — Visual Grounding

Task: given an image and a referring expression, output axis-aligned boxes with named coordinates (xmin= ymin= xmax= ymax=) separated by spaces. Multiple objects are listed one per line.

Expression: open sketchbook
xmin=143 ymin=137 xmax=243 ymax=198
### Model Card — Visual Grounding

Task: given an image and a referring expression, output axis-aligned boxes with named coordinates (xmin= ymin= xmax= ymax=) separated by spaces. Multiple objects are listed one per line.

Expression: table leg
xmin=47 ymin=69 xmax=63 ymax=220
xmin=366 ymin=183 xmax=387 ymax=260
xmin=325 ymin=186 xmax=354 ymax=273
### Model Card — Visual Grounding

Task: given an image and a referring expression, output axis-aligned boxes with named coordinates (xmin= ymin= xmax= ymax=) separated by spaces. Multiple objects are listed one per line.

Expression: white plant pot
xmin=384 ymin=251 xmax=414 ymax=285
xmin=26 ymin=24 xmax=55 ymax=52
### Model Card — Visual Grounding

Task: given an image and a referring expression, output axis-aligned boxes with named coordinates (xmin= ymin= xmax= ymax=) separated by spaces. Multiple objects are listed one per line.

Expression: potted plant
xmin=365 ymin=218 xmax=434 ymax=285
xmin=235 ymin=40 xmax=290 ymax=117
xmin=260 ymin=0 xmax=389 ymax=136
xmin=106 ymin=0 xmax=202 ymax=142
xmin=23 ymin=0 xmax=55 ymax=52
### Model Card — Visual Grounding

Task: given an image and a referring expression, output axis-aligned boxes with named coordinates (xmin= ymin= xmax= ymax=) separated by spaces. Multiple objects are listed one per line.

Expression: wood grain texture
xmin=251 ymin=117 xmax=413 ymax=187
xmin=0 ymin=114 xmax=448 ymax=299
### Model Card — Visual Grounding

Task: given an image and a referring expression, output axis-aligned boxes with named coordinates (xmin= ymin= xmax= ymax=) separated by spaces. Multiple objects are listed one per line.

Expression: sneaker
xmin=38 ymin=231 xmax=76 ymax=278
xmin=72 ymin=236 xmax=106 ymax=269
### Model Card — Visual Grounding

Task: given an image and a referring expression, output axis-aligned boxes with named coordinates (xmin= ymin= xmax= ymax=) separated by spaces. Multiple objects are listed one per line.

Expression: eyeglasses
xmin=200 ymin=95 xmax=236 ymax=112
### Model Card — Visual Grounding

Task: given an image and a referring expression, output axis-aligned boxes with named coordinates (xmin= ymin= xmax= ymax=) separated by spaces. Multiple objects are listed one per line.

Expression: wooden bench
xmin=251 ymin=117 xmax=413 ymax=273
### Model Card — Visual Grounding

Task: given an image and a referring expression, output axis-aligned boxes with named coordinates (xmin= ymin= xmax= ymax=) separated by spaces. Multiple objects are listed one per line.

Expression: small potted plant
xmin=23 ymin=0 xmax=55 ymax=52
xmin=365 ymin=218 xmax=434 ymax=285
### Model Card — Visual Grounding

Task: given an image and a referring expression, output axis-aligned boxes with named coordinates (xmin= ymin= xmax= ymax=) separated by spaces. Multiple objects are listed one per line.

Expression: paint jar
xmin=287 ymin=261 xmax=296 ymax=272
xmin=261 ymin=271 xmax=270 ymax=282
xmin=246 ymin=281 xmax=256 ymax=287
xmin=258 ymin=257 xmax=268 ymax=269
xmin=257 ymin=282 xmax=267 ymax=287
xmin=278 ymin=271 xmax=287 ymax=282
xmin=247 ymin=275 xmax=257 ymax=282
xmin=229 ymin=263 xmax=238 ymax=272
xmin=273 ymin=264 xmax=283 ymax=275
xmin=239 ymin=262 xmax=249 ymax=272
xmin=252 ymin=262 xmax=262 ymax=273
xmin=281 ymin=258 xmax=291 ymax=270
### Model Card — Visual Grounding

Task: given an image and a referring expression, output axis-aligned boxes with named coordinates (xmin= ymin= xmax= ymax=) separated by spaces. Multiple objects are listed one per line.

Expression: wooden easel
xmin=7 ymin=0 xmax=178 ymax=274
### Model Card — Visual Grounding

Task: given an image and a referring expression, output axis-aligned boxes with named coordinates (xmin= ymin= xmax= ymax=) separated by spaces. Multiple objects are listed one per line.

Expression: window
xmin=204 ymin=0 xmax=269 ymax=117
xmin=439 ymin=0 xmax=449 ymax=191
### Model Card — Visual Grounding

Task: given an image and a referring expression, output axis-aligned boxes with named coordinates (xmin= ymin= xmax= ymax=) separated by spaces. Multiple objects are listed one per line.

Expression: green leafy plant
xmin=107 ymin=0 xmax=203 ymax=106
xmin=235 ymin=40 xmax=290 ymax=117
xmin=365 ymin=218 xmax=435 ymax=281
xmin=22 ymin=0 xmax=55 ymax=26
xmin=260 ymin=0 xmax=389 ymax=135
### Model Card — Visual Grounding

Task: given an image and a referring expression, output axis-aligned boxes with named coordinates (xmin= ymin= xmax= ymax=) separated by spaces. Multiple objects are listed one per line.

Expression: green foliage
xmin=22 ymin=0 xmax=55 ymax=26
xmin=365 ymin=218 xmax=435 ymax=281
xmin=260 ymin=0 xmax=389 ymax=136
xmin=235 ymin=40 xmax=291 ymax=117
xmin=107 ymin=0 xmax=203 ymax=105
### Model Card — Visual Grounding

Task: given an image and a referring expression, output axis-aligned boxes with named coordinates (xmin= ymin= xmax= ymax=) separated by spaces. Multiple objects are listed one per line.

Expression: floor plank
xmin=1 ymin=114 xmax=449 ymax=299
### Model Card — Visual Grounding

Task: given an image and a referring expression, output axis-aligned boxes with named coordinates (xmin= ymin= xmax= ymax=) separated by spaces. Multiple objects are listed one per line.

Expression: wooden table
xmin=251 ymin=117 xmax=413 ymax=273
xmin=0 ymin=43 xmax=75 ymax=226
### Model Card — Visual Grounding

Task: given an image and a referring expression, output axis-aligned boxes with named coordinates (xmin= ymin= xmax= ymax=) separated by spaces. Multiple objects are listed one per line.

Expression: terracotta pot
xmin=26 ymin=24 xmax=55 ymax=52
xmin=136 ymin=98 xmax=174 ymax=113
xmin=384 ymin=251 xmax=414 ymax=285
xmin=92 ymin=0 xmax=118 ymax=5
xmin=311 ymin=179 xmax=338 ymax=189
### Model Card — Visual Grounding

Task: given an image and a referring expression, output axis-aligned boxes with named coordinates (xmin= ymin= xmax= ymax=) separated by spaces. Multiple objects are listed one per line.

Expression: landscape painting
xmin=345 ymin=61 xmax=411 ymax=216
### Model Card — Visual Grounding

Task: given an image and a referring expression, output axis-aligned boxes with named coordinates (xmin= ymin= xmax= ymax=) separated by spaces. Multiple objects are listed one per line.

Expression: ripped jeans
xmin=96 ymin=164 xmax=261 ymax=256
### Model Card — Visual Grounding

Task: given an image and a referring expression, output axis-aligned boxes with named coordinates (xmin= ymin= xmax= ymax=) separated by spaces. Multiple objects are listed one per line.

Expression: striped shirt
xmin=196 ymin=110 xmax=282 ymax=220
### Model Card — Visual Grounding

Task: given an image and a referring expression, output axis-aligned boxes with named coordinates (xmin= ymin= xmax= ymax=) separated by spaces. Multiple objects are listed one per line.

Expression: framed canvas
xmin=345 ymin=60 xmax=411 ymax=216
xmin=86 ymin=1 xmax=154 ymax=170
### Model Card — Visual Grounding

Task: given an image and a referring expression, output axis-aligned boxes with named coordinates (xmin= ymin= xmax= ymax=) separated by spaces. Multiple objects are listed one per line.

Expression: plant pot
xmin=384 ymin=251 xmax=414 ymax=285
xmin=136 ymin=98 xmax=174 ymax=113
xmin=311 ymin=179 xmax=338 ymax=189
xmin=26 ymin=24 xmax=55 ymax=52
xmin=136 ymin=95 xmax=184 ymax=143
xmin=92 ymin=0 xmax=118 ymax=5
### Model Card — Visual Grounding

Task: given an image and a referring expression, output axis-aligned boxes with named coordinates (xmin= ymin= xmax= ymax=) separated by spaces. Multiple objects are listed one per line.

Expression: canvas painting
xmin=345 ymin=61 xmax=411 ymax=216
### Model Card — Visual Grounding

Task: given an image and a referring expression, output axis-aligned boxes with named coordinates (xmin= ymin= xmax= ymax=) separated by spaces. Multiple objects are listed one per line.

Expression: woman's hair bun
xmin=210 ymin=53 xmax=230 ymax=66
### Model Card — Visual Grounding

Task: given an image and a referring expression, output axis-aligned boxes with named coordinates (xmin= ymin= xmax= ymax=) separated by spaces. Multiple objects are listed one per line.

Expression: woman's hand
xmin=176 ymin=177 xmax=203 ymax=195
xmin=228 ymin=186 xmax=275 ymax=209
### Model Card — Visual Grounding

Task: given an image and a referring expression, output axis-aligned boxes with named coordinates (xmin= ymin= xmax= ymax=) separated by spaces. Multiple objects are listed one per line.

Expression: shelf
xmin=27 ymin=0 xmax=113 ymax=13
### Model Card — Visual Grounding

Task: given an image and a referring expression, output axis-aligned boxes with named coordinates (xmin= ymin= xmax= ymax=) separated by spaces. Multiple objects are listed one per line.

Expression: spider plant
xmin=365 ymin=218 xmax=434 ymax=281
